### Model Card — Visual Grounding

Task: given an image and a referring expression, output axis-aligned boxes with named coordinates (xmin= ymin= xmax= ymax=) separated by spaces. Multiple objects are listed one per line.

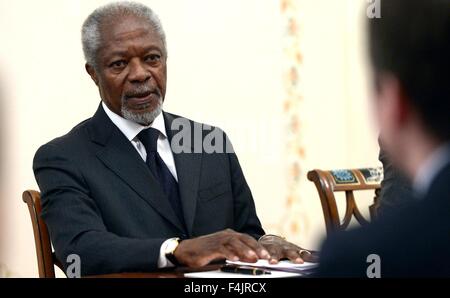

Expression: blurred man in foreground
xmin=318 ymin=0 xmax=450 ymax=277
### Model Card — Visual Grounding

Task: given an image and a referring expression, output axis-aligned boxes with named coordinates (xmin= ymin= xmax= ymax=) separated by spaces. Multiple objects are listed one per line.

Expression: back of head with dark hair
xmin=368 ymin=0 xmax=450 ymax=141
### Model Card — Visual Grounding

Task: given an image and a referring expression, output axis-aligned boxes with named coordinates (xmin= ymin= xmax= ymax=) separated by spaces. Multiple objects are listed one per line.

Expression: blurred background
xmin=0 ymin=0 xmax=379 ymax=277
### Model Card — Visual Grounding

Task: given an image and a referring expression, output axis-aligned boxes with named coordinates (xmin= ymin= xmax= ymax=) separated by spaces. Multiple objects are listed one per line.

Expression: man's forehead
xmin=112 ymin=27 xmax=155 ymax=43
xmin=101 ymin=16 xmax=159 ymax=42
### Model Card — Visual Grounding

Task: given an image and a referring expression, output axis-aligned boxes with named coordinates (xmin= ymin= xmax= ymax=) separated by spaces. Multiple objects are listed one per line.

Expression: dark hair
xmin=368 ymin=0 xmax=450 ymax=140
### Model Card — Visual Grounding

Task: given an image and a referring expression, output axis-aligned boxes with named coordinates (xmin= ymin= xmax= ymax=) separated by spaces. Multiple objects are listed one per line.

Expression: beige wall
xmin=0 ymin=0 xmax=379 ymax=277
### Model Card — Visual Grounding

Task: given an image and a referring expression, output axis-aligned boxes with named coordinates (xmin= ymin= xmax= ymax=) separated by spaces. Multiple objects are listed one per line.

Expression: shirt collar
xmin=413 ymin=142 xmax=450 ymax=197
xmin=101 ymin=101 xmax=167 ymax=141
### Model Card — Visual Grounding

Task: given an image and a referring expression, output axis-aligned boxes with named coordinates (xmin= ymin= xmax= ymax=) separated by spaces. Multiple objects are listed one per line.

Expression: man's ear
xmin=396 ymin=81 xmax=411 ymax=126
xmin=85 ymin=63 xmax=99 ymax=86
xmin=379 ymin=74 xmax=410 ymax=128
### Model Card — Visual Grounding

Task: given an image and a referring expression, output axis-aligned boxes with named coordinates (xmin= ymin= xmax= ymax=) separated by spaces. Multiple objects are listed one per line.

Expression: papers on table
xmin=184 ymin=260 xmax=319 ymax=278
xmin=226 ymin=259 xmax=318 ymax=274
xmin=184 ymin=270 xmax=301 ymax=278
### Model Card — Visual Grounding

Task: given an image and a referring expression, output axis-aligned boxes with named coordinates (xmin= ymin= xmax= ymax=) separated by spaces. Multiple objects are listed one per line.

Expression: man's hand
xmin=258 ymin=235 xmax=319 ymax=264
xmin=173 ymin=229 xmax=270 ymax=268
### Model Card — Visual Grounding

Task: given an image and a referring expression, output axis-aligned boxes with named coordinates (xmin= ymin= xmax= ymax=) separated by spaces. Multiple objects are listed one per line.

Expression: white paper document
xmin=184 ymin=270 xmax=301 ymax=278
xmin=226 ymin=259 xmax=318 ymax=273
xmin=184 ymin=260 xmax=318 ymax=278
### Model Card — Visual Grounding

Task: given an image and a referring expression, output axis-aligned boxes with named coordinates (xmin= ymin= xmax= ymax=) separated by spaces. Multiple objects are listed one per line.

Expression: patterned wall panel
xmin=277 ymin=0 xmax=309 ymax=243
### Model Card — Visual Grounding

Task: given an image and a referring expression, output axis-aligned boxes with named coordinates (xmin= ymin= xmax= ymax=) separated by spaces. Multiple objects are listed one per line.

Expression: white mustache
xmin=124 ymin=85 xmax=160 ymax=99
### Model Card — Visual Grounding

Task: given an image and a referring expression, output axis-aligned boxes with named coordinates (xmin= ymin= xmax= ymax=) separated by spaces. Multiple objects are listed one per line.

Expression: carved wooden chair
xmin=307 ymin=167 xmax=382 ymax=235
xmin=22 ymin=190 xmax=63 ymax=278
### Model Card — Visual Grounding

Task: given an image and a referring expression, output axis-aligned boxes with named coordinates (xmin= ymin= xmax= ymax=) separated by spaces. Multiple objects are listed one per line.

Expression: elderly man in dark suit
xmin=33 ymin=2 xmax=312 ymax=276
xmin=318 ymin=0 xmax=450 ymax=277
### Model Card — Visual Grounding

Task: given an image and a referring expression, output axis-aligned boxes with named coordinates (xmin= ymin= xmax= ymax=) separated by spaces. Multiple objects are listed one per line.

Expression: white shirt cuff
xmin=157 ymin=238 xmax=175 ymax=268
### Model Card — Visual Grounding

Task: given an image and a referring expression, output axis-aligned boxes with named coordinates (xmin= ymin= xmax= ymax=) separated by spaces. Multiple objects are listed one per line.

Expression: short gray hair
xmin=81 ymin=1 xmax=167 ymax=69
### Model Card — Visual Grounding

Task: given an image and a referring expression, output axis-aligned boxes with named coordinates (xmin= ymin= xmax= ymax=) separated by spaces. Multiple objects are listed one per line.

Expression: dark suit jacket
xmin=33 ymin=104 xmax=265 ymax=275
xmin=317 ymin=161 xmax=450 ymax=277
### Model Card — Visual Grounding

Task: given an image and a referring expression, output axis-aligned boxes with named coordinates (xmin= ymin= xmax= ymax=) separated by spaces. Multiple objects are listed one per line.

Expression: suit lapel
xmin=164 ymin=112 xmax=202 ymax=237
xmin=88 ymin=104 xmax=185 ymax=233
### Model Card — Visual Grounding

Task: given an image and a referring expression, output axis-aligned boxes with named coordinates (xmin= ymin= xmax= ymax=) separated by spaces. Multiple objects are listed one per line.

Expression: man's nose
xmin=128 ymin=59 xmax=151 ymax=83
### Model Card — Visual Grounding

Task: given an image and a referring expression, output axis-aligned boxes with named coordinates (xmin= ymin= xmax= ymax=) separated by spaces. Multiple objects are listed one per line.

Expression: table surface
xmin=85 ymin=264 xmax=223 ymax=278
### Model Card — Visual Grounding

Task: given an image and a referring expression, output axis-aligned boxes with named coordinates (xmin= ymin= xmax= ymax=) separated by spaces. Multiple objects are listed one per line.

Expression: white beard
xmin=121 ymin=97 xmax=163 ymax=126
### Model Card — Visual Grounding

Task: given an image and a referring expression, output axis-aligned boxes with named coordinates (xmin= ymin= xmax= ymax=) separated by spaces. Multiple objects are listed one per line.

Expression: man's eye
xmin=145 ymin=54 xmax=161 ymax=62
xmin=110 ymin=60 xmax=127 ymax=68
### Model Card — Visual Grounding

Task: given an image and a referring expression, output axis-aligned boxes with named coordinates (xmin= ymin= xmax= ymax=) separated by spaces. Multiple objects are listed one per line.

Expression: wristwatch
xmin=164 ymin=237 xmax=181 ymax=266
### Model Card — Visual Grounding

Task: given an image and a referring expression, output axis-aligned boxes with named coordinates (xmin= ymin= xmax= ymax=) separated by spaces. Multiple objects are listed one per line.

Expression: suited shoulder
xmin=163 ymin=111 xmax=227 ymax=136
xmin=316 ymin=199 xmax=448 ymax=277
xmin=33 ymin=117 xmax=93 ymax=165
xmin=163 ymin=111 xmax=234 ymax=153
xmin=318 ymin=223 xmax=384 ymax=277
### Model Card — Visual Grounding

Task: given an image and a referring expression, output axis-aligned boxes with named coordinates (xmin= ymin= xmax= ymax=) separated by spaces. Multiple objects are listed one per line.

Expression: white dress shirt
xmin=102 ymin=102 xmax=177 ymax=268
xmin=413 ymin=142 xmax=450 ymax=198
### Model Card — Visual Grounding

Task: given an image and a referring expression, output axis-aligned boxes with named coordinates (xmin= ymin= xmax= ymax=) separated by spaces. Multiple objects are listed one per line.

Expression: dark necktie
xmin=137 ymin=128 xmax=186 ymax=231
